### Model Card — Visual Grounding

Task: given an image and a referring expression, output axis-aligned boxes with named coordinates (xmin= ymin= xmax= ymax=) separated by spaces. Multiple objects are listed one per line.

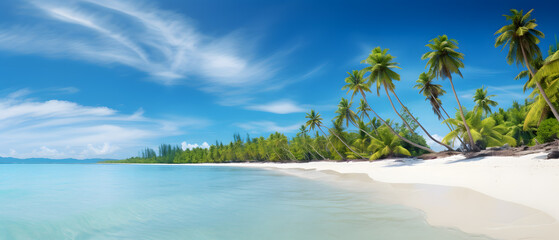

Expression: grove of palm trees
xmin=110 ymin=9 xmax=559 ymax=164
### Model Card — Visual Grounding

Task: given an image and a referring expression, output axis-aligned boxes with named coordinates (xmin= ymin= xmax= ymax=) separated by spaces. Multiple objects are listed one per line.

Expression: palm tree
xmin=298 ymin=125 xmax=325 ymax=160
xmin=364 ymin=47 xmax=453 ymax=151
xmin=305 ymin=110 xmax=344 ymax=159
xmin=343 ymin=70 xmax=380 ymax=135
xmin=422 ymin=35 xmax=476 ymax=151
xmin=368 ymin=126 xmax=411 ymax=160
xmin=350 ymin=119 xmax=373 ymax=158
xmin=495 ymin=9 xmax=559 ymax=121
xmin=414 ymin=72 xmax=466 ymax=148
xmin=328 ymin=120 xmax=363 ymax=159
xmin=330 ymin=103 xmax=366 ymax=158
xmin=335 ymin=98 xmax=376 ymax=140
xmin=443 ymin=110 xmax=516 ymax=149
xmin=356 ymin=99 xmax=379 ymax=135
xmin=361 ymin=48 xmax=414 ymax=132
xmin=519 ymin=45 xmax=559 ymax=129
xmin=501 ymin=103 xmax=535 ymax=146
xmin=414 ymin=72 xmax=447 ymax=120
xmin=342 ymin=64 xmax=435 ymax=153
xmin=473 ymin=86 xmax=498 ymax=116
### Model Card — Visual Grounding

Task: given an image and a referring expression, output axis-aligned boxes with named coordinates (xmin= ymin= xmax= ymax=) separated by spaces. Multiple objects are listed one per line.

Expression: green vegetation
xmin=536 ymin=119 xmax=559 ymax=143
xmin=105 ymin=8 xmax=559 ymax=164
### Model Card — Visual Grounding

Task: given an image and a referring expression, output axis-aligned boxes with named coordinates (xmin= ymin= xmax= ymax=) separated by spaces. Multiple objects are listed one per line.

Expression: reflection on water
xmin=0 ymin=164 xmax=494 ymax=240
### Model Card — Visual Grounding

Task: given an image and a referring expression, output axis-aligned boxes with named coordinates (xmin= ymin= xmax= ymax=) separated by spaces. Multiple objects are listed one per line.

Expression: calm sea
xmin=0 ymin=164 xmax=493 ymax=240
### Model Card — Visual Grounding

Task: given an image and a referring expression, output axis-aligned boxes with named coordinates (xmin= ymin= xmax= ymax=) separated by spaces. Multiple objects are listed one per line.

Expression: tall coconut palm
xmin=364 ymin=47 xmax=453 ymax=151
xmin=422 ymin=35 xmax=476 ymax=151
xmin=414 ymin=72 xmax=466 ymax=148
xmin=342 ymin=64 xmax=434 ymax=153
xmin=361 ymin=48 xmax=414 ymax=132
xmin=305 ymin=110 xmax=344 ymax=159
xmin=335 ymin=98 xmax=376 ymax=140
xmin=473 ymin=86 xmax=498 ymax=116
xmin=495 ymin=9 xmax=559 ymax=121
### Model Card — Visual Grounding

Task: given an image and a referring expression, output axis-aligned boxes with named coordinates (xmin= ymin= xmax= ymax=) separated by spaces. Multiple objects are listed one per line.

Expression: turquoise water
xmin=0 ymin=164 xmax=494 ymax=240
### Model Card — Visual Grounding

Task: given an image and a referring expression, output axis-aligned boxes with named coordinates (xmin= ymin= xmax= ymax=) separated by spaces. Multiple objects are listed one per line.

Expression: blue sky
xmin=0 ymin=0 xmax=557 ymax=159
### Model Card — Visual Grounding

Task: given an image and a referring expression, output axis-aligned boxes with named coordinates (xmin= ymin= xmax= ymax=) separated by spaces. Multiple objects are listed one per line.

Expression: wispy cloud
xmin=0 ymin=0 xmax=282 ymax=89
xmin=246 ymin=100 xmax=305 ymax=114
xmin=0 ymin=90 xmax=208 ymax=159
xmin=458 ymin=84 xmax=528 ymax=103
xmin=236 ymin=121 xmax=302 ymax=134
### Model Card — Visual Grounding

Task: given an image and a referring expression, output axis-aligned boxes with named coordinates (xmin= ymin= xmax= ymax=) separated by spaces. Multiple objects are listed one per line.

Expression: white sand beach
xmin=206 ymin=153 xmax=559 ymax=240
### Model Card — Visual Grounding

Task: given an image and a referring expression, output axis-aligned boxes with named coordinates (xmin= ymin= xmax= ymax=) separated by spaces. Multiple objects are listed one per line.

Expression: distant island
xmin=1 ymin=157 xmax=109 ymax=164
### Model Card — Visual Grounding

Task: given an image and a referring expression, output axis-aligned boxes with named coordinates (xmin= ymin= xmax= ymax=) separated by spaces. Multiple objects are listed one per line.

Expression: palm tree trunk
xmin=351 ymin=121 xmax=376 ymax=140
xmin=308 ymin=142 xmax=326 ymax=160
xmin=448 ymin=74 xmax=477 ymax=151
xmin=520 ymin=44 xmax=559 ymax=122
xmin=318 ymin=126 xmax=344 ymax=159
xmin=363 ymin=114 xmax=379 ymax=135
xmin=281 ymin=147 xmax=297 ymax=161
xmin=326 ymin=127 xmax=365 ymax=159
xmin=359 ymin=89 xmax=435 ymax=153
xmin=428 ymin=92 xmax=466 ymax=149
xmin=272 ymin=148 xmax=282 ymax=161
xmin=391 ymin=90 xmax=454 ymax=151
xmin=384 ymin=86 xmax=415 ymax=133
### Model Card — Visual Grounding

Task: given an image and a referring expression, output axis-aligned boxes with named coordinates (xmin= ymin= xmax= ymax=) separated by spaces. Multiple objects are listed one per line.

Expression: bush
xmin=536 ymin=118 xmax=559 ymax=143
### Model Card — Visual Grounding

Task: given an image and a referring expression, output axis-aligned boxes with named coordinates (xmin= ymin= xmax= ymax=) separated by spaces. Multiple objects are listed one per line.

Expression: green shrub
xmin=536 ymin=118 xmax=559 ymax=143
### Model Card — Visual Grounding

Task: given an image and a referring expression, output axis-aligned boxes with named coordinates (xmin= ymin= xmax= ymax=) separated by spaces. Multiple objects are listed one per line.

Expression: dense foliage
xmin=106 ymin=8 xmax=559 ymax=164
xmin=536 ymin=119 xmax=559 ymax=143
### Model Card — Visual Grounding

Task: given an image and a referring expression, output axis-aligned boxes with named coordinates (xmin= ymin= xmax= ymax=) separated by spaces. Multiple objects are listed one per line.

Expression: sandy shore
xmin=200 ymin=153 xmax=559 ymax=240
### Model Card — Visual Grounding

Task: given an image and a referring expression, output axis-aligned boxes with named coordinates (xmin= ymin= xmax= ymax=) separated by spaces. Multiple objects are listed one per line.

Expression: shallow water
xmin=0 ymin=164 xmax=494 ymax=240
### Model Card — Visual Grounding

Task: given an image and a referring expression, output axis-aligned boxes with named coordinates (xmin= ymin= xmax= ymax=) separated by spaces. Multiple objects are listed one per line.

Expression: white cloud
xmin=0 ymin=0 xmax=281 ymax=89
xmin=181 ymin=141 xmax=210 ymax=150
xmin=423 ymin=134 xmax=446 ymax=152
xmin=0 ymin=90 xmax=208 ymax=159
xmin=246 ymin=100 xmax=306 ymax=114
xmin=236 ymin=121 xmax=302 ymax=134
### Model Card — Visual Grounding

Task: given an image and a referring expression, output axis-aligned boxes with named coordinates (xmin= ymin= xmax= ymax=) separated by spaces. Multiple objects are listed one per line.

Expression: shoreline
xmin=191 ymin=153 xmax=559 ymax=240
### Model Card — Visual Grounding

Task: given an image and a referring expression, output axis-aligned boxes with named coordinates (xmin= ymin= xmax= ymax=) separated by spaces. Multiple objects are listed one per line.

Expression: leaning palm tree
xmin=305 ymin=110 xmax=344 ymax=159
xmin=335 ymin=98 xmax=376 ymax=140
xmin=495 ymin=9 xmax=559 ymax=121
xmin=473 ymin=86 xmax=498 ymax=116
xmin=342 ymin=66 xmax=434 ymax=153
xmin=414 ymin=72 xmax=466 ymax=148
xmin=364 ymin=47 xmax=453 ymax=151
xmin=361 ymin=49 xmax=414 ymax=132
xmin=422 ymin=35 xmax=476 ymax=151
xmin=414 ymin=72 xmax=447 ymax=120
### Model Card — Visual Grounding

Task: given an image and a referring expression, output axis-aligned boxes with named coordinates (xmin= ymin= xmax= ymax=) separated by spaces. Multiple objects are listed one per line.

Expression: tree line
xmin=105 ymin=9 xmax=559 ymax=164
